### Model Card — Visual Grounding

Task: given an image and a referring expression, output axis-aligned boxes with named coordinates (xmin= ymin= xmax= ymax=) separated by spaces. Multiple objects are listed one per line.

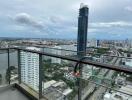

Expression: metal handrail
xmin=3 ymin=46 xmax=132 ymax=59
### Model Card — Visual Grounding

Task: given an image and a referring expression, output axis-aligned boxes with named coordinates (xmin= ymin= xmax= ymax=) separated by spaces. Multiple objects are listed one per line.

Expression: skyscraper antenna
xmin=80 ymin=3 xmax=88 ymax=8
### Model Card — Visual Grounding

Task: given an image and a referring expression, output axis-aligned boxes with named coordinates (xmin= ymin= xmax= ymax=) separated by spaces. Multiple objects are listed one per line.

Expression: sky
xmin=0 ymin=0 xmax=132 ymax=39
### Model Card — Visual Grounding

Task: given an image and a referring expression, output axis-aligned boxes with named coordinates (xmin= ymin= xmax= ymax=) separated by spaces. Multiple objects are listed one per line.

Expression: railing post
xmin=18 ymin=49 xmax=21 ymax=84
xmin=78 ymin=64 xmax=82 ymax=100
xmin=39 ymin=54 xmax=43 ymax=99
xmin=7 ymin=48 xmax=10 ymax=85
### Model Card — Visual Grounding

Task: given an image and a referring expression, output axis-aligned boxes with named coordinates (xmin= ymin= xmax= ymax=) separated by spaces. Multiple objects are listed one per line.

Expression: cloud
xmin=49 ymin=15 xmax=75 ymax=27
xmin=13 ymin=13 xmax=60 ymax=35
xmin=90 ymin=21 xmax=132 ymax=28
xmin=49 ymin=16 xmax=64 ymax=24
xmin=1 ymin=0 xmax=132 ymax=39
xmin=125 ymin=6 xmax=132 ymax=12
xmin=14 ymin=13 xmax=44 ymax=29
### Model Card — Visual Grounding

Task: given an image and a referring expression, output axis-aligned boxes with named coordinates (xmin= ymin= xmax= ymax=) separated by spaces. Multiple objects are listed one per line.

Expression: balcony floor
xmin=0 ymin=85 xmax=29 ymax=100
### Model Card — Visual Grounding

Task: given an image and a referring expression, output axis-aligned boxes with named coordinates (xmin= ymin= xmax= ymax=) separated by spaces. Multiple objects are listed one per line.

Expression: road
xmin=87 ymin=51 xmax=121 ymax=100
xmin=81 ymin=68 xmax=108 ymax=100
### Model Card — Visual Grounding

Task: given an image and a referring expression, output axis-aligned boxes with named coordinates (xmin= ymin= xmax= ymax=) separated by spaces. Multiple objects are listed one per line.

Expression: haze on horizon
xmin=0 ymin=0 xmax=132 ymax=40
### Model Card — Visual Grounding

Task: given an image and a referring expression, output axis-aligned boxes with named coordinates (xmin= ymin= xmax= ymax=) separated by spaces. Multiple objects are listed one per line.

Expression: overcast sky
xmin=0 ymin=0 xmax=132 ymax=39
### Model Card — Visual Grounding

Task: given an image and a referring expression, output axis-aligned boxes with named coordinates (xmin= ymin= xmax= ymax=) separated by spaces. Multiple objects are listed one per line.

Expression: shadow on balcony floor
xmin=0 ymin=85 xmax=29 ymax=100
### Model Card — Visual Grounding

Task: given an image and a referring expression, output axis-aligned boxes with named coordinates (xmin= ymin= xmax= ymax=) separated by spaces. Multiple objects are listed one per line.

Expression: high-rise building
xmin=77 ymin=3 xmax=89 ymax=56
xmin=97 ymin=40 xmax=100 ymax=47
xmin=21 ymin=47 xmax=40 ymax=91
xmin=77 ymin=4 xmax=89 ymax=100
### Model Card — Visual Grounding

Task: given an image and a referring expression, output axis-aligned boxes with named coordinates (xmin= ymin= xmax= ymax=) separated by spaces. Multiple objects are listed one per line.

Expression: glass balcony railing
xmin=9 ymin=49 xmax=18 ymax=84
xmin=0 ymin=49 xmax=9 ymax=86
xmin=0 ymin=47 xmax=131 ymax=100
xmin=0 ymin=49 xmax=18 ymax=86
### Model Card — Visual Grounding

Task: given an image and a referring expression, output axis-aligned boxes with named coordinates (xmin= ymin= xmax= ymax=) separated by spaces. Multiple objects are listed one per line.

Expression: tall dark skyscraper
xmin=97 ymin=40 xmax=100 ymax=47
xmin=77 ymin=4 xmax=89 ymax=56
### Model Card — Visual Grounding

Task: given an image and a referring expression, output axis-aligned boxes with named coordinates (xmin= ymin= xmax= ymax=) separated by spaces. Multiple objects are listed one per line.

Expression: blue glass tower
xmin=97 ymin=40 xmax=100 ymax=47
xmin=77 ymin=4 xmax=89 ymax=56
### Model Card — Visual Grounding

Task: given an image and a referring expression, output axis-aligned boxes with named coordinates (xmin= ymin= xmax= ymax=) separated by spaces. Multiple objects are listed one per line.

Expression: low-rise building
xmin=43 ymin=80 xmax=73 ymax=100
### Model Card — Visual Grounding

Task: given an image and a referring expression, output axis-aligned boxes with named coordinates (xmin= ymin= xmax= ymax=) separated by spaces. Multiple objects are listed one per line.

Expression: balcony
xmin=0 ymin=47 xmax=131 ymax=100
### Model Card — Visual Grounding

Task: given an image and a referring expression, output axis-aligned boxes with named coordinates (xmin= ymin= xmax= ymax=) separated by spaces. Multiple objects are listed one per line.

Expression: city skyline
xmin=0 ymin=0 xmax=132 ymax=39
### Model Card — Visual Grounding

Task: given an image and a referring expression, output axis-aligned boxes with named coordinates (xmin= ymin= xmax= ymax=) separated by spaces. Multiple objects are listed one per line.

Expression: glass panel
xmin=81 ymin=64 xmax=132 ymax=100
xmin=0 ymin=50 xmax=8 ymax=86
xmin=42 ymin=55 xmax=78 ymax=100
xmin=9 ymin=49 xmax=18 ymax=84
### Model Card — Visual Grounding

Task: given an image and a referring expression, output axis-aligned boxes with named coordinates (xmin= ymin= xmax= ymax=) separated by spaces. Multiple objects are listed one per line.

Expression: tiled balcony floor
xmin=0 ymin=85 xmax=29 ymax=100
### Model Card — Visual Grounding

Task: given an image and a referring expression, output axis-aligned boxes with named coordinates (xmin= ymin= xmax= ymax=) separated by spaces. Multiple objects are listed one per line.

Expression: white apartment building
xmin=21 ymin=47 xmax=40 ymax=91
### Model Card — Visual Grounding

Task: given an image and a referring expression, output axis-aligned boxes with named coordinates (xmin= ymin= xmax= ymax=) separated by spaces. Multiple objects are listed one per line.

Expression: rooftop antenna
xmin=80 ymin=3 xmax=88 ymax=8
